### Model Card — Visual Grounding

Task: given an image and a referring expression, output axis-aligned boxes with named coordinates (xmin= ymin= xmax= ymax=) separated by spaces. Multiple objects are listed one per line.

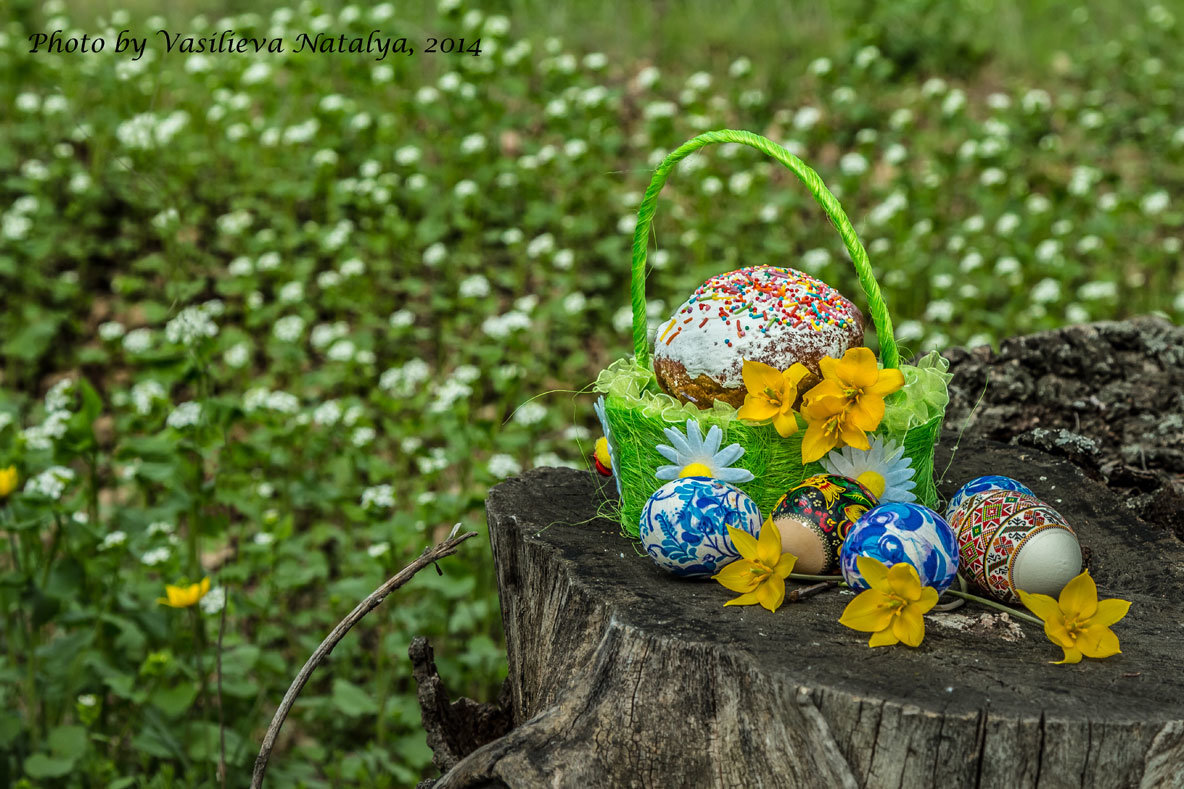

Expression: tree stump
xmin=434 ymin=438 xmax=1184 ymax=788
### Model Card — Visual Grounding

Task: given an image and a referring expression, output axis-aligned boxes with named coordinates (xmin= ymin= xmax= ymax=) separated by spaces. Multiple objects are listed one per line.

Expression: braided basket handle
xmin=629 ymin=129 xmax=899 ymax=371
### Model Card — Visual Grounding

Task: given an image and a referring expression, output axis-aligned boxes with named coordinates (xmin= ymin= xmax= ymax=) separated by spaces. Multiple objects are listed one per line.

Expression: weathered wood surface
xmin=433 ymin=437 xmax=1184 ymax=788
xmin=944 ymin=316 xmax=1184 ymax=536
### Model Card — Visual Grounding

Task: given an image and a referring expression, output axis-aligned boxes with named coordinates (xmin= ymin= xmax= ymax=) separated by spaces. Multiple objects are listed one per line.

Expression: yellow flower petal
xmin=868 ymin=626 xmax=900 ymax=647
xmin=1054 ymin=646 xmax=1084 ymax=665
xmin=773 ymin=553 xmax=797 ymax=579
xmin=713 ymin=559 xmax=763 ymax=593
xmin=771 ymin=411 xmax=800 ymax=438
xmin=726 ymin=526 xmax=760 ymax=563
xmin=756 ymin=575 xmax=785 ymax=612
xmin=1091 ymin=598 xmax=1132 ymax=628
xmin=854 ymin=555 xmax=889 ymax=588
xmin=1078 ymin=625 xmax=1121 ymax=659
xmin=801 ymin=420 xmax=838 ymax=463
xmin=839 ymin=589 xmax=897 ymax=633
xmin=835 ymin=347 xmax=879 ymax=388
xmin=893 ymin=604 xmax=926 ymax=647
xmin=742 ymin=360 xmax=785 ymax=398
xmin=756 ymin=519 xmax=782 ymax=568
xmin=1043 ymin=620 xmax=1075 ymax=649
xmin=1059 ymin=571 xmax=1099 ymax=620
xmin=785 ymin=362 xmax=812 ymax=389
xmin=818 ymin=356 xmax=841 ymax=384
xmin=914 ymin=586 xmax=940 ymax=616
xmin=0 ymin=466 xmax=18 ymax=498
xmin=839 ymin=420 xmax=871 ymax=451
xmin=868 ymin=368 xmax=905 ymax=396
xmin=1017 ymin=589 xmax=1063 ymax=624
xmin=738 ymin=398 xmax=780 ymax=422
xmin=850 ymin=394 xmax=886 ymax=431
xmin=886 ymin=562 xmax=922 ymax=602
xmin=802 ymin=380 xmax=847 ymax=410
xmin=724 ymin=591 xmax=761 ymax=607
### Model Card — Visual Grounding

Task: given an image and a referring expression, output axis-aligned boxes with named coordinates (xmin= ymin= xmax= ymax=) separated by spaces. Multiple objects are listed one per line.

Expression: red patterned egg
xmin=951 ymin=489 xmax=1082 ymax=603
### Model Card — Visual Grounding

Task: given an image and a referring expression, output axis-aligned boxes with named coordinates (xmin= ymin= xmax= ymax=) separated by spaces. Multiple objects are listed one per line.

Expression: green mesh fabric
xmin=598 ymin=359 xmax=946 ymax=538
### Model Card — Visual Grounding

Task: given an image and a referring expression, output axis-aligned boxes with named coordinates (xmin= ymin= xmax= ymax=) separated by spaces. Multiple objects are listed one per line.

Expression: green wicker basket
xmin=596 ymin=129 xmax=946 ymax=538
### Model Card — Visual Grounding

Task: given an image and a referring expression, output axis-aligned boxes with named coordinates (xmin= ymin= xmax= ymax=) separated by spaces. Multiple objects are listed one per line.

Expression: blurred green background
xmin=1 ymin=0 xmax=1181 ymax=785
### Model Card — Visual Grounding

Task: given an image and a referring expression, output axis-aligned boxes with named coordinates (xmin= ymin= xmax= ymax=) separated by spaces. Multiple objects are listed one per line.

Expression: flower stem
xmin=943 ymin=589 xmax=1043 ymax=626
xmin=788 ymin=572 xmax=848 ymax=584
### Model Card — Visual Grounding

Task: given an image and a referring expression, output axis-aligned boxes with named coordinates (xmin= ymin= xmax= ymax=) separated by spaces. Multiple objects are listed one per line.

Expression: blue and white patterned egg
xmin=840 ymin=503 xmax=960 ymax=593
xmin=639 ymin=477 xmax=762 ymax=578
xmin=944 ymin=475 xmax=1034 ymax=521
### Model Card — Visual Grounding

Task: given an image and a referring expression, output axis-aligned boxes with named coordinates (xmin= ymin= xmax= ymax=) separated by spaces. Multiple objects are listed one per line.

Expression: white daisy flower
xmin=654 ymin=419 xmax=753 ymax=484
xmin=821 ymin=435 xmax=917 ymax=503
xmin=592 ymin=396 xmax=622 ymax=497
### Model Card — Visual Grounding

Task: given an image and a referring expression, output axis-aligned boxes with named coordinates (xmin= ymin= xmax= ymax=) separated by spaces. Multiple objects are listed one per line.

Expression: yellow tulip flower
xmin=0 ymin=466 xmax=17 ymax=499
xmin=736 ymin=360 xmax=811 ymax=438
xmin=839 ymin=556 xmax=938 ymax=647
xmin=800 ymin=347 xmax=904 ymax=462
xmin=713 ymin=519 xmax=797 ymax=612
xmin=1018 ymin=570 xmax=1131 ymax=665
xmin=157 ymin=577 xmax=211 ymax=609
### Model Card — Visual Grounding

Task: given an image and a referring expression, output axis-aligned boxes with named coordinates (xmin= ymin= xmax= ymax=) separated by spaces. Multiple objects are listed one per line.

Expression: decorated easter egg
xmin=638 ymin=477 xmax=763 ymax=578
xmin=944 ymin=475 xmax=1035 ymax=521
xmin=951 ymin=489 xmax=1081 ymax=603
xmin=768 ymin=474 xmax=878 ymax=574
xmin=840 ymin=503 xmax=960 ymax=593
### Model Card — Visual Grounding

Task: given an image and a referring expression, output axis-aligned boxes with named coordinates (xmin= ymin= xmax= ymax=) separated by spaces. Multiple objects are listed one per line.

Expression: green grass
xmin=1 ymin=0 xmax=1181 ymax=785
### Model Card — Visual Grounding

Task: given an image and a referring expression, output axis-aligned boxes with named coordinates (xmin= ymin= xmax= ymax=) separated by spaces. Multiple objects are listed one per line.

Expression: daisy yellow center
xmin=594 ymin=437 xmax=612 ymax=468
xmin=857 ymin=470 xmax=886 ymax=498
xmin=679 ymin=462 xmax=713 ymax=478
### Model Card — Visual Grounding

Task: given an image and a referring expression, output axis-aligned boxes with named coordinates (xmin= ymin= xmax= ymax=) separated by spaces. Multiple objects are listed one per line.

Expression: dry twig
xmin=250 ymin=528 xmax=479 ymax=788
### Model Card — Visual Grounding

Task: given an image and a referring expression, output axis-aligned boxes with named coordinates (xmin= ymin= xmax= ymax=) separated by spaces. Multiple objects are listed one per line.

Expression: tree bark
xmin=434 ymin=438 xmax=1184 ymax=788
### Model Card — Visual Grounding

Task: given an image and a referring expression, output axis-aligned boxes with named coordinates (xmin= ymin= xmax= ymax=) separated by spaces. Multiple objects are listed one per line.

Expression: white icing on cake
xmin=653 ymin=266 xmax=864 ymax=387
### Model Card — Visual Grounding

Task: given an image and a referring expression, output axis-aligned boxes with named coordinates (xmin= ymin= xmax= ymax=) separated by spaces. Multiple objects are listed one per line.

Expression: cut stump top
xmin=491 ymin=440 xmax=1184 ymax=721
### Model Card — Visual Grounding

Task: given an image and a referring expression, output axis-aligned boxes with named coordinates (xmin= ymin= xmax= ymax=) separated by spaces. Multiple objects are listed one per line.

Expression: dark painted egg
xmin=769 ymin=474 xmax=879 ymax=574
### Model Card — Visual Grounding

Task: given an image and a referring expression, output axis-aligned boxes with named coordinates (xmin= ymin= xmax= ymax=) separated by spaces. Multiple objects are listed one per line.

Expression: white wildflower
xmin=199 ymin=587 xmax=226 ymax=614
xmin=1141 ymin=190 xmax=1170 ymax=215
xmin=23 ymin=466 xmax=75 ymax=500
xmin=793 ymin=106 xmax=821 ymax=130
xmin=839 ymin=152 xmax=868 ymax=176
xmin=165 ymin=307 xmax=218 ymax=346
xmin=422 ymin=242 xmax=447 ymax=268
xmin=924 ymin=300 xmax=955 ymax=322
xmin=514 ymin=401 xmax=547 ymax=425
xmin=995 ymin=213 xmax=1020 ymax=235
xmin=313 ymin=400 xmax=343 ymax=426
xmin=140 ymin=547 xmax=171 ymax=566
xmin=482 ymin=311 xmax=532 ymax=339
xmin=1031 ymin=278 xmax=1062 ymax=304
xmin=1035 ymin=239 xmax=1061 ymax=263
xmin=488 ymin=454 xmax=521 ymax=479
xmin=526 ymin=233 xmax=555 ymax=259
xmin=459 ymin=274 xmax=491 ymax=298
xmin=100 ymin=531 xmax=127 ymax=550
xmin=1078 ymin=281 xmax=1118 ymax=300
xmin=131 ymin=380 xmax=167 ymax=415
xmin=327 ymin=340 xmax=356 ymax=362
xmin=361 ymin=485 xmax=395 ymax=510
xmin=429 ymin=378 xmax=473 ymax=413
xmin=273 ymin=315 xmax=306 ymax=342
xmin=167 ymin=402 xmax=202 ymax=430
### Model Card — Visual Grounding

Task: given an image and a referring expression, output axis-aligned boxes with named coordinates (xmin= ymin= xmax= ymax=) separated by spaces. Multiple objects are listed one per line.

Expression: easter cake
xmin=652 ymin=265 xmax=865 ymax=408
